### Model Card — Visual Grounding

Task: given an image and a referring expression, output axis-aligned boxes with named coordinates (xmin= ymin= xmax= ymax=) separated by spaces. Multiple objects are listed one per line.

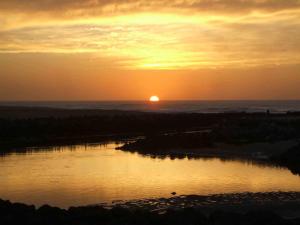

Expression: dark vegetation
xmin=1 ymin=198 xmax=299 ymax=225
xmin=272 ymin=144 xmax=300 ymax=175
xmin=118 ymin=132 xmax=214 ymax=152
xmin=0 ymin=106 xmax=243 ymax=149
xmin=1 ymin=106 xmax=300 ymax=150
xmin=1 ymin=107 xmax=300 ymax=173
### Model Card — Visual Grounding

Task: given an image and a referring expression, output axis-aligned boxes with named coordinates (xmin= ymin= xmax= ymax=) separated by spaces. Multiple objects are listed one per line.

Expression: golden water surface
xmin=0 ymin=143 xmax=300 ymax=208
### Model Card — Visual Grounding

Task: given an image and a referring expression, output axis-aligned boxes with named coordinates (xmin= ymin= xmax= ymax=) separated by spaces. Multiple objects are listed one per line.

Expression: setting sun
xmin=150 ymin=96 xmax=160 ymax=102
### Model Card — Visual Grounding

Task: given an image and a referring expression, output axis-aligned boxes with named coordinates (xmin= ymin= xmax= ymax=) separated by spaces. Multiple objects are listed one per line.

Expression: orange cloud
xmin=0 ymin=0 xmax=299 ymax=70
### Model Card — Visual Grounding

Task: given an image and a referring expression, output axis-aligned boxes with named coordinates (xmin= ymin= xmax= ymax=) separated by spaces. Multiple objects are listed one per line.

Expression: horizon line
xmin=1 ymin=99 xmax=300 ymax=102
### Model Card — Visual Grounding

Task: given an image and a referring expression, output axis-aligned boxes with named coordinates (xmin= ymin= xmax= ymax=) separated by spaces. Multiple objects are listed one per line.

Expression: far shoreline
xmin=0 ymin=106 xmax=300 ymax=174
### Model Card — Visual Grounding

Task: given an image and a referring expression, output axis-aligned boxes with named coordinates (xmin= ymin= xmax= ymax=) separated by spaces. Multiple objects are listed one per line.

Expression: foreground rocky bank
xmin=1 ymin=192 xmax=300 ymax=225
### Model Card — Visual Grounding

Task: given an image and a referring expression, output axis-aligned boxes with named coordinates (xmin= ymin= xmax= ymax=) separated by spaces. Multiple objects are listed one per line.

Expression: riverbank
xmin=118 ymin=137 xmax=298 ymax=160
xmin=1 ymin=106 xmax=300 ymax=150
xmin=1 ymin=192 xmax=300 ymax=225
xmin=0 ymin=106 xmax=222 ymax=149
xmin=118 ymin=136 xmax=300 ymax=175
xmin=103 ymin=192 xmax=300 ymax=218
xmin=1 ymin=106 xmax=300 ymax=224
xmin=1 ymin=106 xmax=300 ymax=174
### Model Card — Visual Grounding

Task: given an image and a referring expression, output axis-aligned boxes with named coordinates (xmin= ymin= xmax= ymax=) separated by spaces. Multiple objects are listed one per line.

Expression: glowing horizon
xmin=0 ymin=0 xmax=300 ymax=100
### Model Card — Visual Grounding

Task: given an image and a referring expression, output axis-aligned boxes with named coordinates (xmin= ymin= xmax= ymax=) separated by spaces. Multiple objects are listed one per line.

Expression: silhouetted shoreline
xmin=1 ymin=106 xmax=300 ymax=149
xmin=1 ymin=106 xmax=300 ymax=173
xmin=118 ymin=140 xmax=300 ymax=174
xmin=1 ymin=106 xmax=300 ymax=223
xmin=1 ymin=192 xmax=300 ymax=225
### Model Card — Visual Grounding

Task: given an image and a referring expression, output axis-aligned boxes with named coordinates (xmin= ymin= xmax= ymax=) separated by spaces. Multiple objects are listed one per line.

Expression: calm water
xmin=1 ymin=100 xmax=300 ymax=113
xmin=0 ymin=143 xmax=300 ymax=208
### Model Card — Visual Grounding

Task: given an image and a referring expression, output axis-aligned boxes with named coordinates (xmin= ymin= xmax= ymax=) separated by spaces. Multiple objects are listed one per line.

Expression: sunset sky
xmin=0 ymin=0 xmax=300 ymax=100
